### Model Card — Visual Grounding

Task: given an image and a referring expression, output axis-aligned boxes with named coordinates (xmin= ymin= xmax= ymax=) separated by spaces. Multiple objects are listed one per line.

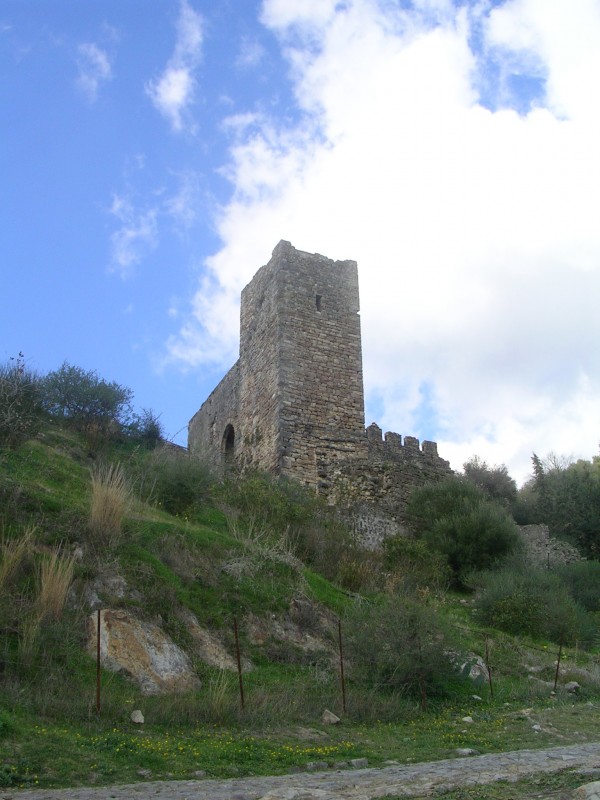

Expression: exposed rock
xmin=565 ymin=681 xmax=581 ymax=693
xmin=461 ymin=716 xmax=474 ymax=724
xmin=456 ymin=748 xmax=480 ymax=756
xmin=88 ymin=608 xmax=200 ymax=695
xmin=130 ymin=709 xmax=144 ymax=724
xmin=181 ymin=609 xmax=252 ymax=672
xmin=350 ymin=758 xmax=369 ymax=768
xmin=321 ymin=709 xmax=341 ymax=725
xmin=246 ymin=609 xmax=333 ymax=661
xmin=573 ymin=781 xmax=600 ymax=800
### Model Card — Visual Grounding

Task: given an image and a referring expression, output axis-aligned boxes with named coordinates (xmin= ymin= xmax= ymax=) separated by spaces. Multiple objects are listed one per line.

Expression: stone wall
xmin=188 ymin=361 xmax=240 ymax=471
xmin=188 ymin=241 xmax=452 ymax=522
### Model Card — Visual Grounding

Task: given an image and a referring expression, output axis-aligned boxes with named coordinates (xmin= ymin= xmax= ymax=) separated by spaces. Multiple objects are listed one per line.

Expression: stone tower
xmin=188 ymin=240 xmax=367 ymax=489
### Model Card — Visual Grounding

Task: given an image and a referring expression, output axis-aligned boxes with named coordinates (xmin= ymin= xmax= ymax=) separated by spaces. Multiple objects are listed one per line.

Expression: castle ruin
xmin=189 ymin=241 xmax=452 ymax=534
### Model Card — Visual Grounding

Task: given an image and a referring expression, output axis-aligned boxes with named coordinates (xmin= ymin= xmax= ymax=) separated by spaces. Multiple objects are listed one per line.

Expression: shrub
xmin=0 ymin=525 xmax=34 ymax=595
xmin=555 ymin=560 xmax=600 ymax=613
xmin=36 ymin=546 xmax=76 ymax=621
xmin=382 ymin=534 xmax=451 ymax=592
xmin=473 ymin=567 xmax=596 ymax=646
xmin=127 ymin=407 xmax=163 ymax=448
xmin=40 ymin=362 xmax=133 ymax=445
xmin=138 ymin=447 xmax=213 ymax=518
xmin=0 ymin=356 xmax=42 ymax=449
xmin=462 ymin=456 xmax=517 ymax=509
xmin=89 ymin=462 xmax=130 ymax=548
xmin=344 ymin=595 xmax=460 ymax=702
xmin=407 ymin=478 xmax=521 ymax=588
xmin=406 ymin=478 xmax=484 ymax=537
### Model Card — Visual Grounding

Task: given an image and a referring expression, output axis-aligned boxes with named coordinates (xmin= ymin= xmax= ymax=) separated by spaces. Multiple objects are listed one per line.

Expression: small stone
xmin=130 ymin=709 xmax=144 ymax=724
xmin=304 ymin=761 xmax=328 ymax=771
xmin=456 ymin=748 xmax=480 ymax=757
xmin=350 ymin=758 xmax=369 ymax=769
xmin=532 ymin=724 xmax=542 ymax=731
xmin=461 ymin=716 xmax=474 ymax=724
xmin=565 ymin=681 xmax=581 ymax=693
xmin=136 ymin=769 xmax=152 ymax=777
xmin=321 ymin=709 xmax=341 ymax=725
xmin=471 ymin=695 xmax=483 ymax=702
xmin=193 ymin=770 xmax=207 ymax=778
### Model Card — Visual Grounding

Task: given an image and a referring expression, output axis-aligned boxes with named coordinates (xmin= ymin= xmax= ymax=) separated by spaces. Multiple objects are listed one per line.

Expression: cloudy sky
xmin=3 ymin=0 xmax=599 ymax=484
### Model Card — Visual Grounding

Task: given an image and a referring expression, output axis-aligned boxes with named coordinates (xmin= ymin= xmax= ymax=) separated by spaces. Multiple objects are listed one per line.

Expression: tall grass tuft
xmin=0 ymin=525 xmax=34 ymax=594
xmin=89 ymin=462 xmax=130 ymax=548
xmin=36 ymin=546 xmax=76 ymax=621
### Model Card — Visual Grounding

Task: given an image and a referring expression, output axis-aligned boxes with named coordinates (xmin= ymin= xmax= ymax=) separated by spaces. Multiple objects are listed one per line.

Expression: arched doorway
xmin=222 ymin=424 xmax=235 ymax=465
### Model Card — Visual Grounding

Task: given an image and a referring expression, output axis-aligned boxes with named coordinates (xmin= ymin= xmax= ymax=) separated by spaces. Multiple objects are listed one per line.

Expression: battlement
xmin=365 ymin=422 xmax=441 ymax=459
xmin=188 ymin=242 xmax=451 ymax=524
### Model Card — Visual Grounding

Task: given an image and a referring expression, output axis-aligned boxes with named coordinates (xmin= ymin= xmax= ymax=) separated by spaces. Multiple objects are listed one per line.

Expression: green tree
xmin=0 ymin=354 xmax=42 ymax=449
xmin=40 ymin=362 xmax=133 ymax=441
xmin=462 ymin=456 xmax=517 ymax=509
xmin=525 ymin=452 xmax=600 ymax=559
xmin=406 ymin=478 xmax=521 ymax=588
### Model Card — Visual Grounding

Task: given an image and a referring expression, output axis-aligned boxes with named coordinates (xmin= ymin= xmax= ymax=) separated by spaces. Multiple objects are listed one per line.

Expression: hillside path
xmin=5 ymin=741 xmax=600 ymax=800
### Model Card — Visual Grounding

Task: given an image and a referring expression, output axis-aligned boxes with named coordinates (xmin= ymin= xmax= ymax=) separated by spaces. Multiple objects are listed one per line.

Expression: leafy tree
xmin=40 ymin=362 xmax=133 ymax=441
xmin=0 ymin=354 xmax=42 ymax=449
xmin=525 ymin=452 xmax=600 ymax=559
xmin=462 ymin=456 xmax=517 ymax=509
xmin=406 ymin=478 xmax=521 ymax=588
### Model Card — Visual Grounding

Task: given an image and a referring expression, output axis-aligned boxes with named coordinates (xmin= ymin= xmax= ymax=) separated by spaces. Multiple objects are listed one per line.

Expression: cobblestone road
xmin=4 ymin=742 xmax=600 ymax=800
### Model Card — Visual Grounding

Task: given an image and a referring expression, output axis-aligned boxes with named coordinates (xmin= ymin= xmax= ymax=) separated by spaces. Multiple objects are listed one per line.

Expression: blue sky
xmin=3 ymin=0 xmax=600 ymax=483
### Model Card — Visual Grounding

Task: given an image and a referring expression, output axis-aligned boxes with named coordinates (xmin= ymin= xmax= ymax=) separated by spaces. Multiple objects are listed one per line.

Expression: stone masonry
xmin=189 ymin=241 xmax=451 ymax=530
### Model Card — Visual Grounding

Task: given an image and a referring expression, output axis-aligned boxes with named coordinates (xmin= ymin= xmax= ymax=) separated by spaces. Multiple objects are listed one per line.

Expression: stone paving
xmin=4 ymin=742 xmax=600 ymax=800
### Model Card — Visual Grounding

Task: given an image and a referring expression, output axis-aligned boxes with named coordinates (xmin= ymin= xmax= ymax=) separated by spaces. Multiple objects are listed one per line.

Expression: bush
xmin=555 ymin=560 xmax=600 ymax=613
xmin=473 ymin=567 xmax=597 ymax=646
xmin=407 ymin=478 xmax=521 ymax=588
xmin=0 ymin=356 xmax=42 ymax=449
xmin=127 ymin=407 xmax=163 ymax=449
xmin=40 ymin=362 xmax=133 ymax=445
xmin=382 ymin=534 xmax=451 ymax=592
xmin=462 ymin=456 xmax=517 ymax=509
xmin=344 ymin=595 xmax=461 ymax=701
xmin=138 ymin=447 xmax=213 ymax=518
xmin=89 ymin=462 xmax=130 ymax=549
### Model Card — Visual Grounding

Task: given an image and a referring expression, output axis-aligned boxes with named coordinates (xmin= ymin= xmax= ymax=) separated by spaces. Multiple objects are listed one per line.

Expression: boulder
xmin=88 ymin=608 xmax=200 ymax=695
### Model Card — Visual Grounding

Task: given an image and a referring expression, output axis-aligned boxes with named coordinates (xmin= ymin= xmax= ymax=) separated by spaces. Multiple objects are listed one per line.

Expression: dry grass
xmin=36 ymin=546 xmax=76 ymax=621
xmin=89 ymin=462 xmax=130 ymax=548
xmin=0 ymin=524 xmax=34 ymax=594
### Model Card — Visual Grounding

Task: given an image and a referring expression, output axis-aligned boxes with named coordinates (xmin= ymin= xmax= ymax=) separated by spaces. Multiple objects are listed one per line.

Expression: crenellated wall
xmin=188 ymin=241 xmax=452 ymax=533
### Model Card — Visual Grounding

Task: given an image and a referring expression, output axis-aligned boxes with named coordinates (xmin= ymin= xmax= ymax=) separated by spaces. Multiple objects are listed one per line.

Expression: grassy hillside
xmin=0 ymin=419 xmax=599 ymax=791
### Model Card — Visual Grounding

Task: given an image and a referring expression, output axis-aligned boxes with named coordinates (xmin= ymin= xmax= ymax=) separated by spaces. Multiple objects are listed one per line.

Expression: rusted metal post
xmin=485 ymin=634 xmax=494 ymax=700
xmin=96 ymin=608 xmax=101 ymax=715
xmin=553 ymin=632 xmax=564 ymax=692
xmin=233 ymin=616 xmax=245 ymax=710
xmin=338 ymin=618 xmax=347 ymax=714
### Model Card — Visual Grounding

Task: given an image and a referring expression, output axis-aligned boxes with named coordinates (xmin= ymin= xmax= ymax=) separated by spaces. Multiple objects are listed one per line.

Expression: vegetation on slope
xmin=0 ymin=358 xmax=599 ymax=791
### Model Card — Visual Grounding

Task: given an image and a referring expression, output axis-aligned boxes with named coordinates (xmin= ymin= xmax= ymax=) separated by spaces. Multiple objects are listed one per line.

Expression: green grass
xmin=1 ymin=699 xmax=599 ymax=790
xmin=1 ymin=419 xmax=599 ymax=792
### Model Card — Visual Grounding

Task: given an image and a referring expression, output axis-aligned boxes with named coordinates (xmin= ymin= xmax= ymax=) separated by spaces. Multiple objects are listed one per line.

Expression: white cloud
xmin=109 ymin=194 xmax=158 ymax=276
xmin=168 ymin=0 xmax=600 ymax=483
xmin=76 ymin=42 xmax=112 ymax=101
xmin=146 ymin=0 xmax=203 ymax=132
